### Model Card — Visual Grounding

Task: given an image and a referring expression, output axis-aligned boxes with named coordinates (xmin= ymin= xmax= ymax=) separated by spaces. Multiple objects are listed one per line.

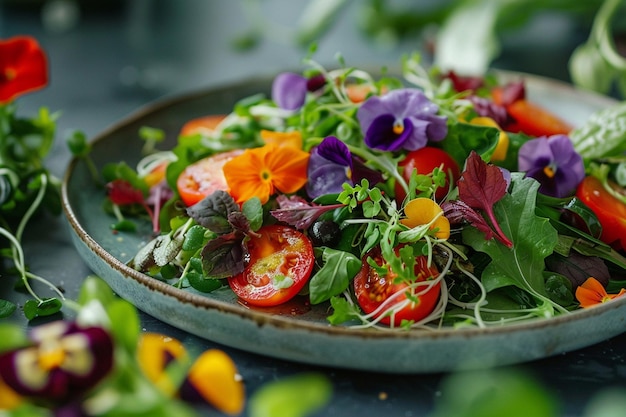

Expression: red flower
xmin=0 ymin=36 xmax=48 ymax=103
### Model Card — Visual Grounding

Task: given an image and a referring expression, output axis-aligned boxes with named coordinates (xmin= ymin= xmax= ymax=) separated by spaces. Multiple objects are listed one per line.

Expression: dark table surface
xmin=2 ymin=2 xmax=625 ymax=416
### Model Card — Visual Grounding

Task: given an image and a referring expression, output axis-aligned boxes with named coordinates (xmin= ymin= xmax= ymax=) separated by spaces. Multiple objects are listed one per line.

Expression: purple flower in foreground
xmin=0 ymin=321 xmax=114 ymax=404
xmin=272 ymin=72 xmax=308 ymax=110
xmin=357 ymin=88 xmax=448 ymax=151
xmin=518 ymin=134 xmax=584 ymax=197
xmin=306 ymin=136 xmax=382 ymax=199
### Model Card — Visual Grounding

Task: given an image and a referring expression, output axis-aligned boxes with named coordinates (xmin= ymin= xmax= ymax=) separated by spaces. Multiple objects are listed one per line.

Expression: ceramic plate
xmin=62 ymin=73 xmax=626 ymax=373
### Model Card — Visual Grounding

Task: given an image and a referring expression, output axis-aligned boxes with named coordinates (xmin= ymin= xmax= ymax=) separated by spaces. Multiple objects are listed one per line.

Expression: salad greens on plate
xmin=102 ymin=50 xmax=626 ymax=330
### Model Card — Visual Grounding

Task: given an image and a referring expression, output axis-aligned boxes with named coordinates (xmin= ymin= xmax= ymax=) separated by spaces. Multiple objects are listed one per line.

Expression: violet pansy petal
xmin=364 ymin=114 xmax=414 ymax=151
xmin=306 ymin=146 xmax=351 ymax=199
xmin=352 ymin=157 xmax=384 ymax=186
xmin=271 ymin=72 xmax=308 ymax=110
xmin=424 ymin=114 xmax=448 ymax=141
xmin=518 ymin=134 xmax=584 ymax=198
xmin=316 ymin=136 xmax=353 ymax=168
xmin=306 ymin=163 xmax=349 ymax=198
xmin=518 ymin=137 xmax=551 ymax=173
xmin=401 ymin=117 xmax=429 ymax=151
xmin=357 ymin=88 xmax=448 ymax=151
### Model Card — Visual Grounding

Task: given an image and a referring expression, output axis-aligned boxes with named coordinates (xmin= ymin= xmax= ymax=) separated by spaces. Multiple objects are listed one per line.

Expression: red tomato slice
xmin=576 ymin=176 xmax=626 ymax=252
xmin=353 ymin=247 xmax=441 ymax=325
xmin=505 ymin=99 xmax=573 ymax=137
xmin=176 ymin=150 xmax=243 ymax=206
xmin=228 ymin=225 xmax=315 ymax=307
xmin=395 ymin=146 xmax=460 ymax=202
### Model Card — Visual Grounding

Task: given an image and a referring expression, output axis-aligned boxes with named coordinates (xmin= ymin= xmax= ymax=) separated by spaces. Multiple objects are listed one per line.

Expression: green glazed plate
xmin=62 ymin=73 xmax=625 ymax=373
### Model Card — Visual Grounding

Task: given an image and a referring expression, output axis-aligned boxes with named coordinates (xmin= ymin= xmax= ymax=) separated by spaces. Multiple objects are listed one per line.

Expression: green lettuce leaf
xmin=463 ymin=174 xmax=558 ymax=298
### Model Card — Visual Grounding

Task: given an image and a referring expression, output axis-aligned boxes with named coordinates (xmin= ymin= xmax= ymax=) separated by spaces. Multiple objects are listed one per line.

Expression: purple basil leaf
xmin=545 ymin=252 xmax=610 ymax=288
xmin=186 ymin=190 xmax=240 ymax=234
xmin=200 ymin=232 xmax=246 ymax=279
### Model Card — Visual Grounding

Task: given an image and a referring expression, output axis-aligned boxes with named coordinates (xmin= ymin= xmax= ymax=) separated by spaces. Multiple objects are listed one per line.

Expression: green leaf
xmin=186 ymin=257 xmax=223 ymax=293
xmin=440 ymin=122 xmax=499 ymax=169
xmin=78 ymin=275 xmax=116 ymax=307
xmin=294 ymin=0 xmax=350 ymax=47
xmin=66 ymin=129 xmax=91 ymax=157
xmin=242 ymin=197 xmax=263 ymax=231
xmin=431 ymin=369 xmax=557 ymax=417
xmin=327 ymin=295 xmax=361 ymax=325
xmin=463 ymin=174 xmax=557 ymax=298
xmin=182 ymin=224 xmax=208 ymax=251
xmin=23 ymin=298 xmax=63 ymax=320
xmin=308 ymin=248 xmax=361 ymax=304
xmin=0 ymin=323 xmax=29 ymax=353
xmin=107 ymin=299 xmax=140 ymax=354
xmin=0 ymin=298 xmax=17 ymax=318
xmin=249 ymin=373 xmax=332 ymax=417
xmin=434 ymin=0 xmax=503 ymax=75
xmin=571 ymin=102 xmax=626 ymax=160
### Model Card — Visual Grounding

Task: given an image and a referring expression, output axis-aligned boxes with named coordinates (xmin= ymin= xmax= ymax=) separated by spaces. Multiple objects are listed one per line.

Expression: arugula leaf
xmin=463 ymin=174 xmax=558 ymax=301
xmin=327 ymin=295 xmax=361 ymax=325
xmin=308 ymin=247 xmax=361 ymax=304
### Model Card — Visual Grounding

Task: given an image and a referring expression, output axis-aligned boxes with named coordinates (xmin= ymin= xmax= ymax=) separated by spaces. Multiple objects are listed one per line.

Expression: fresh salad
xmin=102 ymin=52 xmax=626 ymax=330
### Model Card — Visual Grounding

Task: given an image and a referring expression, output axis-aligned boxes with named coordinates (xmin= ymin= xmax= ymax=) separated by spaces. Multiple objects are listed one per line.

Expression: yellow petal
xmin=401 ymin=198 xmax=450 ymax=240
xmin=0 ymin=376 xmax=22 ymax=410
xmin=137 ymin=333 xmax=188 ymax=396
xmin=470 ymin=117 xmax=509 ymax=162
xmin=187 ymin=349 xmax=245 ymax=415
xmin=261 ymin=130 xmax=302 ymax=149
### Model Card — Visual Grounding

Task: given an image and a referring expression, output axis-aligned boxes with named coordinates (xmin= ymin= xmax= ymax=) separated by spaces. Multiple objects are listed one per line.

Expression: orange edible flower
xmin=575 ymin=277 xmax=626 ymax=308
xmin=184 ymin=349 xmax=245 ymax=415
xmin=400 ymin=198 xmax=450 ymax=240
xmin=0 ymin=375 xmax=22 ymax=410
xmin=223 ymin=143 xmax=309 ymax=204
xmin=137 ymin=333 xmax=189 ymax=396
xmin=260 ymin=129 xmax=302 ymax=149
xmin=0 ymin=36 xmax=48 ymax=103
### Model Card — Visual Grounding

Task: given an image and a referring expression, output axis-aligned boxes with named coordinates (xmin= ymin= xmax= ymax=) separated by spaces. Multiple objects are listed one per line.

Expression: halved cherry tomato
xmin=176 ymin=150 xmax=243 ymax=206
xmin=505 ymin=99 xmax=573 ymax=137
xmin=353 ymin=247 xmax=441 ymax=325
xmin=395 ymin=146 xmax=460 ymax=202
xmin=576 ymin=175 xmax=626 ymax=252
xmin=180 ymin=114 xmax=226 ymax=136
xmin=228 ymin=225 xmax=315 ymax=307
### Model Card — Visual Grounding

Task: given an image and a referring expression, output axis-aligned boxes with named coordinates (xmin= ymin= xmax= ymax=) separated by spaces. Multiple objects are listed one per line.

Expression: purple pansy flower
xmin=518 ymin=134 xmax=585 ymax=198
xmin=272 ymin=72 xmax=308 ymax=110
xmin=357 ymin=88 xmax=448 ymax=151
xmin=272 ymin=72 xmax=326 ymax=110
xmin=0 ymin=321 xmax=114 ymax=404
xmin=306 ymin=136 xmax=382 ymax=199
